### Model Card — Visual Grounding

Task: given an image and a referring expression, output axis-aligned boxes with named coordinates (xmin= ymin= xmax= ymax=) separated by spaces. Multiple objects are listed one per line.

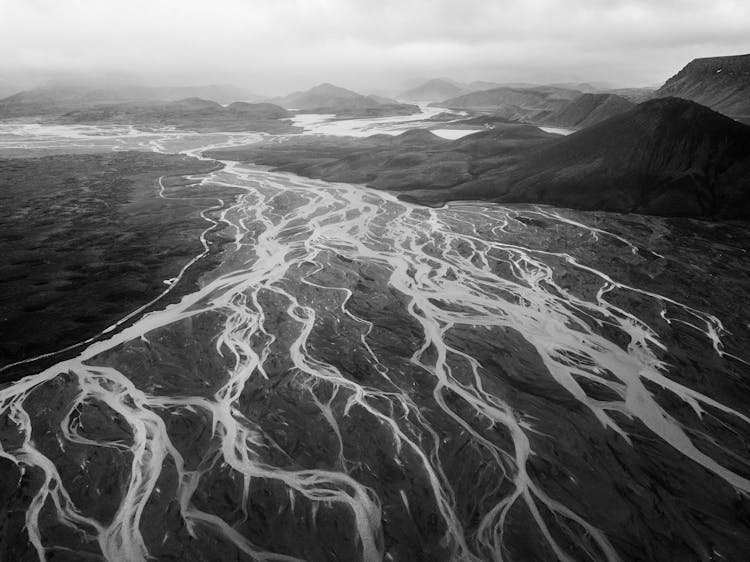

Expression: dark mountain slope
xmin=444 ymin=98 xmax=750 ymax=218
xmin=542 ymin=93 xmax=635 ymax=129
xmin=655 ymin=54 xmax=750 ymax=123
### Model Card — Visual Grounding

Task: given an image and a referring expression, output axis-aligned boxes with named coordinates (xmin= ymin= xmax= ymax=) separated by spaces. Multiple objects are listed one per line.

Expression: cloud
xmin=1 ymin=0 xmax=749 ymax=93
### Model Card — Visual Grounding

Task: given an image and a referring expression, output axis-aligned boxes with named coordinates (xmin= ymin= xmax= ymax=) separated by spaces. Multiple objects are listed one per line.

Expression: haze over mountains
xmin=432 ymin=85 xmax=582 ymax=121
xmin=181 ymin=52 xmax=750 ymax=220
xmin=398 ymin=78 xmax=465 ymax=102
xmin=58 ymin=98 xmax=300 ymax=133
xmin=1 ymin=53 xmax=747 ymax=130
xmin=273 ymin=83 xmax=419 ymax=117
xmin=447 ymin=98 xmax=750 ymax=216
xmin=1 ymin=52 xmax=749 ymax=219
xmin=0 ymin=83 xmax=263 ymax=118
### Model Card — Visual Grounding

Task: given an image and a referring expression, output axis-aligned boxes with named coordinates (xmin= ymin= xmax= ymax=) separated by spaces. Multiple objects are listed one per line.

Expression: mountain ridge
xmin=541 ymin=93 xmax=635 ymax=129
xmin=655 ymin=54 xmax=750 ymax=123
xmin=56 ymin=98 xmax=299 ymax=133
xmin=209 ymin=97 xmax=750 ymax=219
xmin=431 ymin=86 xmax=583 ymax=122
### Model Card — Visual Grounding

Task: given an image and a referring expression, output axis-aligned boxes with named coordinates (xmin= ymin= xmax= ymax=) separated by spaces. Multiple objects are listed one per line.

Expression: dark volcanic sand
xmin=0 ymin=151 xmax=243 ymax=379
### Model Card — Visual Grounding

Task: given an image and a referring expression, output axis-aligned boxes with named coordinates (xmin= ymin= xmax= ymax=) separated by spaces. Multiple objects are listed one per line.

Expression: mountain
xmin=57 ymin=98 xmax=299 ymax=133
xmin=215 ymin=97 xmax=750 ymax=219
xmin=465 ymin=80 xmax=521 ymax=91
xmin=274 ymin=83 xmax=419 ymax=117
xmin=444 ymin=97 xmax=750 ymax=217
xmin=0 ymin=86 xmax=122 ymax=118
xmin=655 ymin=54 xmax=750 ymax=123
xmin=0 ymin=84 xmax=263 ymax=119
xmin=432 ymin=86 xmax=582 ymax=122
xmin=0 ymin=79 xmax=22 ymax=99
xmin=398 ymin=79 xmax=543 ymax=102
xmin=398 ymin=79 xmax=464 ymax=102
xmin=366 ymin=94 xmax=403 ymax=105
xmin=276 ymin=83 xmax=360 ymax=109
xmin=542 ymin=93 xmax=635 ymax=129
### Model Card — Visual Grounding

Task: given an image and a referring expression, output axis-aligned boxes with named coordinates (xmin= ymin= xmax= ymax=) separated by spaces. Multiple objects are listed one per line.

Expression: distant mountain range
xmin=0 ymin=81 xmax=421 ymax=125
xmin=0 ymin=79 xmax=23 ymax=100
xmin=655 ymin=54 xmax=750 ymax=124
xmin=399 ymin=78 xmax=654 ymax=104
xmin=2 ymin=54 xmax=749 ymax=220
xmin=431 ymin=86 xmax=583 ymax=122
xmin=273 ymin=83 xmax=419 ymax=118
xmin=0 ymin=84 xmax=263 ymax=119
xmin=410 ymin=53 xmax=749 ymax=133
xmin=398 ymin=78 xmax=541 ymax=102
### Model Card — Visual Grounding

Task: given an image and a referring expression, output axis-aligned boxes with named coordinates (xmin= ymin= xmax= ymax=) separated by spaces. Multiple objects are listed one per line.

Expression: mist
xmin=2 ymin=0 xmax=750 ymax=94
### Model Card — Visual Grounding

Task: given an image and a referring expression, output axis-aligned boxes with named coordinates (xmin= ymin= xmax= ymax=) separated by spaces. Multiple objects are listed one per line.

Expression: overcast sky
xmin=1 ymin=0 xmax=749 ymax=95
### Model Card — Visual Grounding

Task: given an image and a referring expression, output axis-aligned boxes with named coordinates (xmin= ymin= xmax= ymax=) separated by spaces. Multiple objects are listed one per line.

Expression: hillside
xmin=440 ymin=98 xmax=750 ymax=217
xmin=57 ymin=98 xmax=299 ymax=133
xmin=274 ymin=83 xmax=419 ymax=117
xmin=542 ymin=93 xmax=635 ymax=129
xmin=398 ymin=79 xmax=464 ymax=102
xmin=655 ymin=54 xmax=750 ymax=123
xmin=432 ymin=86 xmax=582 ymax=122
xmin=0 ymin=151 xmax=229 ymax=370
xmin=205 ymin=123 xmax=554 ymax=191
xmin=0 ymin=86 xmax=125 ymax=118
